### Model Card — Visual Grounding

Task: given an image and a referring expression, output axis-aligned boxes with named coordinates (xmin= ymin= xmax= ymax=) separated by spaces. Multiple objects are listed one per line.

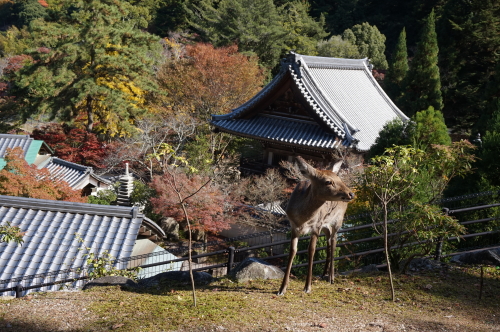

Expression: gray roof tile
xmin=0 ymin=195 xmax=145 ymax=295
xmin=40 ymin=157 xmax=111 ymax=189
xmin=0 ymin=134 xmax=32 ymax=158
xmin=213 ymin=115 xmax=345 ymax=151
xmin=211 ymin=52 xmax=408 ymax=152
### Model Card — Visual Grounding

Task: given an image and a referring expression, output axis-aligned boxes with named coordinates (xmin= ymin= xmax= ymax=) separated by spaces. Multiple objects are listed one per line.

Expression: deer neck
xmin=289 ymin=181 xmax=328 ymax=222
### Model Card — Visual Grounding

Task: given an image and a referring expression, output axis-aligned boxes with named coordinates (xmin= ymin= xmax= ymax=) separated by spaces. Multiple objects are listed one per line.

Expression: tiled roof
xmin=0 ymin=195 xmax=144 ymax=294
xmin=211 ymin=52 xmax=408 ymax=152
xmin=0 ymin=134 xmax=32 ymax=158
xmin=215 ymin=114 xmax=346 ymax=150
xmin=39 ymin=157 xmax=111 ymax=189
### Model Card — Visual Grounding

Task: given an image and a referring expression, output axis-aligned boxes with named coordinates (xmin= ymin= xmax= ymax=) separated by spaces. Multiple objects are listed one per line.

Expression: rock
xmin=82 ymin=276 xmax=138 ymax=290
xmin=228 ymin=257 xmax=284 ymax=283
xmin=400 ymin=258 xmax=443 ymax=272
xmin=191 ymin=229 xmax=206 ymax=242
xmin=138 ymin=271 xmax=213 ymax=288
xmin=360 ymin=264 xmax=379 ymax=273
xmin=450 ymin=248 xmax=500 ymax=266
xmin=160 ymin=217 xmax=179 ymax=242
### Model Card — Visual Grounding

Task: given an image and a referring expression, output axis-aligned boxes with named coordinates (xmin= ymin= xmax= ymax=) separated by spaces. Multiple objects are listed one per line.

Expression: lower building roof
xmin=0 ymin=195 xmax=145 ymax=290
xmin=39 ymin=157 xmax=111 ymax=190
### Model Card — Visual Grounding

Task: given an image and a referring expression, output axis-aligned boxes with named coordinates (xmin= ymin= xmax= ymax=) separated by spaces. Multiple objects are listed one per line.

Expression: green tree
xmin=358 ymin=144 xmax=472 ymax=300
xmin=367 ymin=118 xmax=415 ymax=160
xmin=279 ymin=1 xmax=328 ymax=56
xmin=438 ymin=0 xmax=500 ymax=130
xmin=316 ymin=35 xmax=360 ymax=59
xmin=188 ymin=0 xmax=327 ymax=69
xmin=8 ymin=0 xmax=161 ymax=136
xmin=401 ymin=9 xmax=443 ymax=117
xmin=478 ymin=68 xmax=500 ymax=186
xmin=385 ymin=27 xmax=408 ymax=102
xmin=368 ymin=106 xmax=450 ymax=159
xmin=0 ymin=26 xmax=33 ymax=57
xmin=188 ymin=0 xmax=287 ymax=69
xmin=0 ymin=0 xmax=47 ymax=28
xmin=342 ymin=22 xmax=388 ymax=69
xmin=413 ymin=106 xmax=451 ymax=150
xmin=151 ymin=0 xmax=189 ymax=35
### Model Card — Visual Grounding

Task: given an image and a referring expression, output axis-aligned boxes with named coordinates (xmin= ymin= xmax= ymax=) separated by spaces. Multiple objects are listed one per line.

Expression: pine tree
xmin=438 ymin=0 xmax=500 ymax=131
xmin=279 ymin=1 xmax=328 ymax=56
xmin=413 ymin=106 xmax=451 ymax=150
xmin=477 ymin=61 xmax=500 ymax=187
xmin=188 ymin=0 xmax=287 ymax=69
xmin=8 ymin=0 xmax=161 ymax=137
xmin=401 ymin=9 xmax=443 ymax=117
xmin=188 ymin=0 xmax=327 ymax=69
xmin=385 ymin=27 xmax=408 ymax=102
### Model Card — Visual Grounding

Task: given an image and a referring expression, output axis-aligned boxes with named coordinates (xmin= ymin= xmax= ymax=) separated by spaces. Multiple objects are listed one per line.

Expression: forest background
xmin=0 ymin=0 xmax=499 ymax=245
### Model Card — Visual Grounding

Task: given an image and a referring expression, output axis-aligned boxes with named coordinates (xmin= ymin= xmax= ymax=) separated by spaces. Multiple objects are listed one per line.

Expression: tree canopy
xmin=6 ymin=0 xmax=161 ymax=136
xmin=400 ymin=9 xmax=443 ymax=117
xmin=0 ymin=147 xmax=87 ymax=202
xmin=342 ymin=22 xmax=388 ymax=69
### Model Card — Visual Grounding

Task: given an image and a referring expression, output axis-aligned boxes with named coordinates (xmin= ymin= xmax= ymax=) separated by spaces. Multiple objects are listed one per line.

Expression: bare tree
xmin=101 ymin=113 xmax=197 ymax=179
xmin=231 ymin=168 xmax=290 ymax=253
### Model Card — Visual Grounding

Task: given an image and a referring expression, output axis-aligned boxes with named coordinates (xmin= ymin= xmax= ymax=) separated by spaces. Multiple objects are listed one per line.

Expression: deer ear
xmin=332 ymin=160 xmax=343 ymax=174
xmin=295 ymin=156 xmax=316 ymax=179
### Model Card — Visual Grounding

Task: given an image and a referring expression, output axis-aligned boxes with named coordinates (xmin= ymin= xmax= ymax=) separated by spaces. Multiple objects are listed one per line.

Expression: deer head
xmin=295 ymin=156 xmax=355 ymax=203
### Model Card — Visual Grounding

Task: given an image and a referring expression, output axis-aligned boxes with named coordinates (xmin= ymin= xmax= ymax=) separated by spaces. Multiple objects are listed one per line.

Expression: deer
xmin=278 ymin=156 xmax=355 ymax=295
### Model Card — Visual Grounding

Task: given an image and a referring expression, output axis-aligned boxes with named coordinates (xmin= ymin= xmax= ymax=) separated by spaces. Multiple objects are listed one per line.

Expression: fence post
xmin=434 ymin=208 xmax=449 ymax=261
xmin=227 ymin=247 xmax=235 ymax=275
xmin=15 ymin=284 xmax=23 ymax=298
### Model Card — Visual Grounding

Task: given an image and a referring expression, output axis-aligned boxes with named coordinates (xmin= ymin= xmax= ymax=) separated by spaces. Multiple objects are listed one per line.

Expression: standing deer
xmin=278 ymin=156 xmax=355 ymax=295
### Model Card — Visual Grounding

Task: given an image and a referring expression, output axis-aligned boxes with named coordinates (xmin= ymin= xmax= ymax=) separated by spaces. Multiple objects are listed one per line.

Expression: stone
xmin=360 ymin=264 xmax=379 ymax=273
xmin=160 ymin=217 xmax=179 ymax=242
xmin=228 ymin=257 xmax=284 ymax=283
xmin=400 ymin=258 xmax=442 ymax=272
xmin=138 ymin=271 xmax=213 ymax=288
xmin=82 ymin=276 xmax=138 ymax=290
xmin=450 ymin=248 xmax=500 ymax=266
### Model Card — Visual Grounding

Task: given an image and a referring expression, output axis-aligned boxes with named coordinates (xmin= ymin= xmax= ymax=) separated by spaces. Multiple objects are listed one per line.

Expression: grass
xmin=2 ymin=265 xmax=500 ymax=331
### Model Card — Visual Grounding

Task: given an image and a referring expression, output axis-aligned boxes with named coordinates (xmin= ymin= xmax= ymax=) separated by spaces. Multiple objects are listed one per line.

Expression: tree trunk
xmin=181 ymin=202 xmax=197 ymax=307
xmin=384 ymin=203 xmax=396 ymax=301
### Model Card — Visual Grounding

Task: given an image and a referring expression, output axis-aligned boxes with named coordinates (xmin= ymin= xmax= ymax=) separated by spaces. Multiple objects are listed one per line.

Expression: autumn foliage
xmin=150 ymin=168 xmax=230 ymax=234
xmin=32 ymin=123 xmax=108 ymax=168
xmin=158 ymin=42 xmax=264 ymax=118
xmin=0 ymin=147 xmax=87 ymax=202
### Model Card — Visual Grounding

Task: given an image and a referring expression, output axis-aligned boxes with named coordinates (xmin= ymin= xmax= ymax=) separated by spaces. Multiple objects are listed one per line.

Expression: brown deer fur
xmin=278 ymin=156 xmax=355 ymax=295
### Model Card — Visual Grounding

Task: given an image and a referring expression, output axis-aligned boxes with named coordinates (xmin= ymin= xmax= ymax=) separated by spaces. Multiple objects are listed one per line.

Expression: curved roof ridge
xmin=295 ymin=56 xmax=359 ymax=135
xmin=50 ymin=157 xmax=92 ymax=172
xmin=0 ymin=195 xmax=140 ymax=218
xmin=298 ymin=54 xmax=369 ymax=69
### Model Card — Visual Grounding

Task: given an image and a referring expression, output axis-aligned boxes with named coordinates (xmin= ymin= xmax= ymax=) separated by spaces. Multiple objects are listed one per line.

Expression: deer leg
xmin=328 ymin=234 xmax=338 ymax=284
xmin=278 ymin=235 xmax=299 ymax=296
xmin=322 ymin=230 xmax=332 ymax=279
xmin=304 ymin=234 xmax=318 ymax=293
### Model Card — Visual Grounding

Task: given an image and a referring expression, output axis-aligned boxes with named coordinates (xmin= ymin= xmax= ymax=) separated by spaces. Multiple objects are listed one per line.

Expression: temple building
xmin=210 ymin=52 xmax=408 ymax=172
